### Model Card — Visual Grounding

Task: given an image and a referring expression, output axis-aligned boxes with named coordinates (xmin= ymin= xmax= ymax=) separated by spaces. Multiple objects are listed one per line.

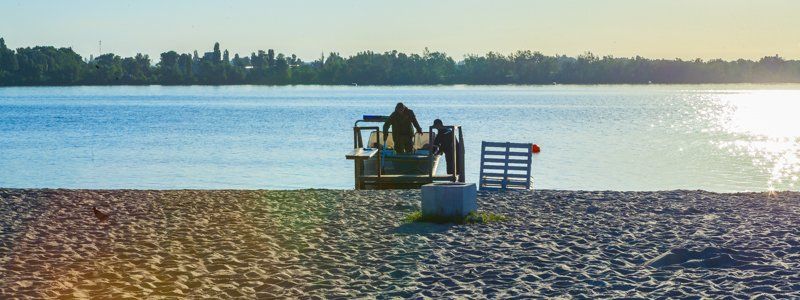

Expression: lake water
xmin=1 ymin=85 xmax=798 ymax=192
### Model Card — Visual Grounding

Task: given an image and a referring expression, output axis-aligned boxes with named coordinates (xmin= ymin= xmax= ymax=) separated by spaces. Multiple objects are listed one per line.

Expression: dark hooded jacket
xmin=383 ymin=109 xmax=422 ymax=137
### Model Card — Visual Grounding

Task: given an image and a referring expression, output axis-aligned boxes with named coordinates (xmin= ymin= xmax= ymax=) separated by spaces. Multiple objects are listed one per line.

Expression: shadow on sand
xmin=391 ymin=222 xmax=454 ymax=235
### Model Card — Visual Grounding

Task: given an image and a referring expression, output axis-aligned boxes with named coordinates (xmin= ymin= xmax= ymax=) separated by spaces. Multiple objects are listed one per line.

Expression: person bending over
xmin=432 ymin=119 xmax=457 ymax=175
xmin=383 ymin=102 xmax=423 ymax=154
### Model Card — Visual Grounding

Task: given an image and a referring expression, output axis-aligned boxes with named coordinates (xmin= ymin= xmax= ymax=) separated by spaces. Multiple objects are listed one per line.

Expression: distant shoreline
xmin=3 ymin=38 xmax=800 ymax=87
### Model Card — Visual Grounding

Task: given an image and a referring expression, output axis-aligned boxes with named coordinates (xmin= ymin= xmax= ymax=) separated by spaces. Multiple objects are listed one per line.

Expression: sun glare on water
xmin=711 ymin=90 xmax=800 ymax=191
xmin=721 ymin=91 xmax=800 ymax=138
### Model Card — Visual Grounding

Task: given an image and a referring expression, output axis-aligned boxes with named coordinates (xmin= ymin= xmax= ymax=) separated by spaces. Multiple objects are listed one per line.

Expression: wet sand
xmin=1 ymin=189 xmax=799 ymax=298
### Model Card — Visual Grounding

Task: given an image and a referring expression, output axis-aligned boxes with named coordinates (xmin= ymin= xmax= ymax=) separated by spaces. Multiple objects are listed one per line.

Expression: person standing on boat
xmin=383 ymin=102 xmax=423 ymax=154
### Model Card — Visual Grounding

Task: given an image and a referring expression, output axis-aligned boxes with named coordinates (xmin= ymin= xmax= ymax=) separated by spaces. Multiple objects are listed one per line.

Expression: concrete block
xmin=421 ymin=182 xmax=477 ymax=217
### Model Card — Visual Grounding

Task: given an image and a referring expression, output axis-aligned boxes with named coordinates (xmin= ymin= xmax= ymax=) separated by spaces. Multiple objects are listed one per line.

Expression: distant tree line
xmin=1 ymin=37 xmax=799 ymax=86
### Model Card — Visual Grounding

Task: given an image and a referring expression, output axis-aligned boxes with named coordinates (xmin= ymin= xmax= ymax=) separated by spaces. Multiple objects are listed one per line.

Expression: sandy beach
xmin=1 ymin=188 xmax=798 ymax=298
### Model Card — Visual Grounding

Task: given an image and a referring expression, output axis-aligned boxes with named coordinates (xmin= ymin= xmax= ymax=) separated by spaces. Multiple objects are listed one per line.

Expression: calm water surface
xmin=1 ymin=85 xmax=798 ymax=192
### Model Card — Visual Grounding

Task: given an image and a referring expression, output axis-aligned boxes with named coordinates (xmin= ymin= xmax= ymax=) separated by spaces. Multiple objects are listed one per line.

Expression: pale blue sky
xmin=1 ymin=0 xmax=799 ymax=61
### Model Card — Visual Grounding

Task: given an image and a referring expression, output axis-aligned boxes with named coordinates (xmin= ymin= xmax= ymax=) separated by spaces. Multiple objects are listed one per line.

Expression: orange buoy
xmin=531 ymin=144 xmax=541 ymax=153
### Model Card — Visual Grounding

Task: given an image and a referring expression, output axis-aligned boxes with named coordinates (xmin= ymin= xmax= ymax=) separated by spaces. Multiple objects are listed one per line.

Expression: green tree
xmin=0 ymin=38 xmax=20 ymax=84
xmin=90 ymin=53 xmax=124 ymax=83
xmin=267 ymin=49 xmax=275 ymax=68
xmin=157 ymin=51 xmax=183 ymax=84
xmin=178 ymin=53 xmax=194 ymax=83
xmin=212 ymin=42 xmax=221 ymax=62
xmin=120 ymin=53 xmax=151 ymax=84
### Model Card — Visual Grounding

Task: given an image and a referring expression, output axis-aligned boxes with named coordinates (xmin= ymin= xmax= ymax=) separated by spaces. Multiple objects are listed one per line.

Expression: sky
xmin=1 ymin=0 xmax=799 ymax=62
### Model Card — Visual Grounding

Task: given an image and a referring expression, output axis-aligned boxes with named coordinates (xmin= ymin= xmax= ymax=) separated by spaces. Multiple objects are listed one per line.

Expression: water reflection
xmin=708 ymin=90 xmax=800 ymax=191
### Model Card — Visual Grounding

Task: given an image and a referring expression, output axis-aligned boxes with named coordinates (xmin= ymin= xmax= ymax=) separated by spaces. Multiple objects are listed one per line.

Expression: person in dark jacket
xmin=432 ymin=119 xmax=457 ymax=175
xmin=383 ymin=102 xmax=423 ymax=153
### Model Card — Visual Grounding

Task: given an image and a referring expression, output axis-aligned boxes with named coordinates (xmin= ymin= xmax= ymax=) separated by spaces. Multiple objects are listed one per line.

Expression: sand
xmin=1 ymin=188 xmax=799 ymax=298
